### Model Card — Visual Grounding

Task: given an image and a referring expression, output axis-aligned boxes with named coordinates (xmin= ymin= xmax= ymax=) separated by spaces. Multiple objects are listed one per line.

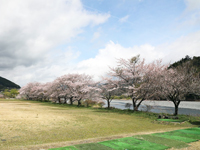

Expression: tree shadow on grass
xmin=92 ymin=108 xmax=137 ymax=115
xmin=189 ymin=121 xmax=200 ymax=126
xmin=93 ymin=110 xmax=112 ymax=113
xmin=92 ymin=108 xmax=115 ymax=113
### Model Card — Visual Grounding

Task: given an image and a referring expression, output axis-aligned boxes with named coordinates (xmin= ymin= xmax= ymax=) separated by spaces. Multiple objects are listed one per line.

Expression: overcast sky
xmin=0 ymin=0 xmax=200 ymax=86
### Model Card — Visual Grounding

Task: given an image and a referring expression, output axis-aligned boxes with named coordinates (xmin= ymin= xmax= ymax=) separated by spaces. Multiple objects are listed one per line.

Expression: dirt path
xmin=169 ymin=141 xmax=200 ymax=150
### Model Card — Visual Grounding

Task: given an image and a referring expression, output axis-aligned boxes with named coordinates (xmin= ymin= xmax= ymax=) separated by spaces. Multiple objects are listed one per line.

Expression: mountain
xmin=0 ymin=76 xmax=20 ymax=91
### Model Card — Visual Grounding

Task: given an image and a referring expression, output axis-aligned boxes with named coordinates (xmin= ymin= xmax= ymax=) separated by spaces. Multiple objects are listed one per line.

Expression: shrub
xmin=83 ymin=99 xmax=97 ymax=107
xmin=97 ymin=101 xmax=105 ymax=108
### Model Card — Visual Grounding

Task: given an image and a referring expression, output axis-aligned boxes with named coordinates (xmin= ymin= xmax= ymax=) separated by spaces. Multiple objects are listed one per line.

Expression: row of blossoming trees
xmin=19 ymin=55 xmax=200 ymax=115
xmin=19 ymin=74 xmax=101 ymax=106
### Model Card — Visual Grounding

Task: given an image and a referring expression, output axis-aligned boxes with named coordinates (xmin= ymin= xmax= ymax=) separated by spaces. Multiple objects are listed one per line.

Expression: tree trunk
xmin=70 ymin=97 xmax=73 ymax=105
xmin=173 ymin=100 xmax=180 ymax=116
xmin=78 ymin=99 xmax=81 ymax=106
xmin=86 ymin=101 xmax=89 ymax=107
xmin=132 ymin=97 xmax=138 ymax=111
xmin=58 ymin=97 xmax=61 ymax=104
xmin=134 ymin=106 xmax=138 ymax=111
xmin=63 ymin=98 xmax=67 ymax=104
xmin=174 ymin=105 xmax=178 ymax=116
xmin=136 ymin=99 xmax=144 ymax=111
xmin=107 ymin=99 xmax=110 ymax=109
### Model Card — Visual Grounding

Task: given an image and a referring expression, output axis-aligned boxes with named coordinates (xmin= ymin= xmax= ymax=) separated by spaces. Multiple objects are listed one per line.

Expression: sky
xmin=0 ymin=0 xmax=200 ymax=86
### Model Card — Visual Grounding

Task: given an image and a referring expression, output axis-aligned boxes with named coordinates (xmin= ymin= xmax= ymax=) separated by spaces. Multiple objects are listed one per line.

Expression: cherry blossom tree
xmin=156 ymin=62 xmax=200 ymax=115
xmin=31 ymin=82 xmax=46 ymax=101
xmin=66 ymin=74 xmax=99 ymax=106
xmin=139 ymin=59 xmax=168 ymax=101
xmin=59 ymin=74 xmax=82 ymax=105
xmin=19 ymin=81 xmax=52 ymax=101
xmin=50 ymin=76 xmax=71 ymax=103
xmin=109 ymin=55 xmax=166 ymax=111
xmin=19 ymin=73 xmax=100 ymax=106
xmin=99 ymin=77 xmax=120 ymax=109
xmin=42 ymin=82 xmax=53 ymax=101
xmin=49 ymin=73 xmax=100 ymax=106
xmin=19 ymin=82 xmax=38 ymax=100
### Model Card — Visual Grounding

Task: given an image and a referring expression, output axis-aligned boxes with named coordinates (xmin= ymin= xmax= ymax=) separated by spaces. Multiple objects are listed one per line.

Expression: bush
xmin=83 ymin=99 xmax=97 ymax=107
xmin=112 ymin=95 xmax=131 ymax=100
xmin=97 ymin=101 xmax=105 ymax=108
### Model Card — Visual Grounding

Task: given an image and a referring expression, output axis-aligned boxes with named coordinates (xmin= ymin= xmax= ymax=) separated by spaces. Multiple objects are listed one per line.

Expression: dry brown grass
xmin=169 ymin=141 xmax=200 ymax=150
xmin=0 ymin=99 xmax=192 ymax=150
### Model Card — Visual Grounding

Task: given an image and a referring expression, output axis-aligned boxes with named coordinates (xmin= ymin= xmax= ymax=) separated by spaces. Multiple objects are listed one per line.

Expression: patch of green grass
xmin=99 ymin=140 xmax=135 ymax=150
xmin=152 ymin=133 xmax=197 ymax=143
xmin=134 ymin=134 xmax=188 ymax=149
xmin=49 ymin=146 xmax=78 ymax=150
xmin=157 ymin=119 xmax=185 ymax=122
xmin=117 ymin=137 xmax=169 ymax=150
xmin=75 ymin=143 xmax=114 ymax=150
xmin=161 ymin=130 xmax=200 ymax=140
xmin=49 ymin=143 xmax=114 ymax=150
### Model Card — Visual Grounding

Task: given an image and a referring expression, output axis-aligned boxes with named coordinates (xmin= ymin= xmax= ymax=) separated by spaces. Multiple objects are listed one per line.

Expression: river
xmin=103 ymin=100 xmax=200 ymax=116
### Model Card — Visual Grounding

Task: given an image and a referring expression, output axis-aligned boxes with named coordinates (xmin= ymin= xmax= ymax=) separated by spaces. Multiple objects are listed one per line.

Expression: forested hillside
xmin=169 ymin=55 xmax=200 ymax=100
xmin=0 ymin=76 xmax=20 ymax=91
xmin=169 ymin=55 xmax=200 ymax=72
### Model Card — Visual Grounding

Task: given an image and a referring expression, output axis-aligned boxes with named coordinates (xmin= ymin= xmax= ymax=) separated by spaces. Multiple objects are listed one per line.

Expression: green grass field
xmin=0 ymin=99 xmax=199 ymax=150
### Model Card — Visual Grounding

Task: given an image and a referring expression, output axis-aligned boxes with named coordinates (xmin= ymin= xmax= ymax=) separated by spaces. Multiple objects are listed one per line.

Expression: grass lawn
xmin=0 ymin=99 xmax=199 ymax=150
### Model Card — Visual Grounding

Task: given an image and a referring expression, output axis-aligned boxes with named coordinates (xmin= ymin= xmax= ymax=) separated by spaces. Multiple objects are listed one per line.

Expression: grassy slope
xmin=0 ymin=99 xmax=198 ymax=150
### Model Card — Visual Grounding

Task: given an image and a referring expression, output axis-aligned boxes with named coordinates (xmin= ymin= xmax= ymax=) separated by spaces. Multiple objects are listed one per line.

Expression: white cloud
xmin=161 ymin=30 xmax=200 ymax=64
xmin=181 ymin=0 xmax=200 ymax=27
xmin=75 ymin=41 xmax=164 ymax=81
xmin=3 ymin=30 xmax=200 ymax=86
xmin=74 ymin=30 xmax=200 ymax=81
xmin=1 ymin=0 xmax=200 ymax=87
xmin=1 ymin=40 xmax=163 ymax=85
xmin=0 ymin=0 xmax=110 ymax=86
xmin=91 ymin=32 xmax=101 ymax=41
xmin=0 ymin=47 xmax=80 ymax=86
xmin=0 ymin=0 xmax=110 ymax=70
xmin=185 ymin=0 xmax=200 ymax=12
xmin=119 ymin=15 xmax=129 ymax=23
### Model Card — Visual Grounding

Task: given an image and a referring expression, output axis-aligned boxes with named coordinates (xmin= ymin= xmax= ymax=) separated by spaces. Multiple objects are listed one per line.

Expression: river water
xmin=103 ymin=100 xmax=200 ymax=116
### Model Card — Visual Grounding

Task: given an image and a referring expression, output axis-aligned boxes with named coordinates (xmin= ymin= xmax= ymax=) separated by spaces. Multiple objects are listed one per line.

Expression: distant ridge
xmin=169 ymin=55 xmax=200 ymax=100
xmin=0 ymin=76 xmax=20 ymax=91
xmin=169 ymin=55 xmax=200 ymax=72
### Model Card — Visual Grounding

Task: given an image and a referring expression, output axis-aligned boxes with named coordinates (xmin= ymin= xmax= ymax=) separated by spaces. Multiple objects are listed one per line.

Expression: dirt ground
xmin=169 ymin=141 xmax=200 ymax=150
